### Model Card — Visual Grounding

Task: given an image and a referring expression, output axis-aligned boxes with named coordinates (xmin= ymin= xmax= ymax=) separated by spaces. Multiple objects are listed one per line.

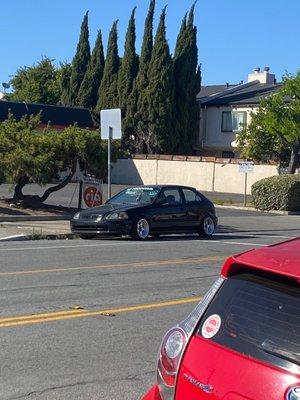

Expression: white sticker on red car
xmin=201 ymin=314 xmax=221 ymax=338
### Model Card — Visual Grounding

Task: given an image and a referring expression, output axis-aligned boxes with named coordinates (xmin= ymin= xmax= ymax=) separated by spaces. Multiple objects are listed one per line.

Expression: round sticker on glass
xmin=201 ymin=314 xmax=221 ymax=338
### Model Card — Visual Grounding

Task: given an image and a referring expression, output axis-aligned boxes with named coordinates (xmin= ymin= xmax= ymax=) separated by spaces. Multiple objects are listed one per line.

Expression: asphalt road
xmin=0 ymin=209 xmax=299 ymax=400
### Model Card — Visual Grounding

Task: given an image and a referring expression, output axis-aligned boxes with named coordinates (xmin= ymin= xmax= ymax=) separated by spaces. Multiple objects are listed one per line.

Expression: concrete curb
xmin=0 ymin=215 xmax=72 ymax=222
xmin=0 ymin=234 xmax=29 ymax=242
xmin=0 ymin=233 xmax=77 ymax=242
xmin=215 ymin=205 xmax=300 ymax=215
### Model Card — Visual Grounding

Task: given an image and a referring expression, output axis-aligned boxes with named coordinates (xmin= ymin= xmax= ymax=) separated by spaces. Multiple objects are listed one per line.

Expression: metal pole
xmin=108 ymin=126 xmax=112 ymax=200
xmin=78 ymin=180 xmax=83 ymax=210
xmin=244 ymin=172 xmax=247 ymax=207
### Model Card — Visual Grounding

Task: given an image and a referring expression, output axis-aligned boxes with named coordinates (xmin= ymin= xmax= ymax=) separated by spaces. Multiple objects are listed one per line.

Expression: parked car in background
xmin=142 ymin=238 xmax=300 ymax=400
xmin=70 ymin=185 xmax=217 ymax=240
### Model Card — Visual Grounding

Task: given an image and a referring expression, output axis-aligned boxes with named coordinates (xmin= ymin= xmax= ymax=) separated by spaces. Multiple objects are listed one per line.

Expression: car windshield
xmin=107 ymin=187 xmax=160 ymax=205
xmin=197 ymin=272 xmax=300 ymax=373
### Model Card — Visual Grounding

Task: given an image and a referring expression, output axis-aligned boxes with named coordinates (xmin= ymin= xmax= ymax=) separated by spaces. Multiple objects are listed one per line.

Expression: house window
xmin=221 ymin=112 xmax=232 ymax=132
xmin=221 ymin=111 xmax=247 ymax=132
xmin=232 ymin=111 xmax=247 ymax=131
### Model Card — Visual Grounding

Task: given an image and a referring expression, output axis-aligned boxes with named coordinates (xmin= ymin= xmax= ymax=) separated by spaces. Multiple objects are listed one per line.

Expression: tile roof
xmin=0 ymin=100 xmax=95 ymax=128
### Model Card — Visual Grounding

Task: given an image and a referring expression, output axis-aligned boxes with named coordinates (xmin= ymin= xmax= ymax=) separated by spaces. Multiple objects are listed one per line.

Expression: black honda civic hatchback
xmin=70 ymin=185 xmax=217 ymax=240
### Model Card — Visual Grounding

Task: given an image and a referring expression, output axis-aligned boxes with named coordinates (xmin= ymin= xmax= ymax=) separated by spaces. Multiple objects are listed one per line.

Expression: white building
xmin=197 ymin=67 xmax=282 ymax=158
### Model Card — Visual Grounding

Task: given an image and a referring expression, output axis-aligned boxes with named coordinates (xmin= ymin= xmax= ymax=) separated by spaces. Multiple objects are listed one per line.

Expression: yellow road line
xmin=0 ymin=297 xmax=202 ymax=328
xmin=0 ymin=255 xmax=224 ymax=277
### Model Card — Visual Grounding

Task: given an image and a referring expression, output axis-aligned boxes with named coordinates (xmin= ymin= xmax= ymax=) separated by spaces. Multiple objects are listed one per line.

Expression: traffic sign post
xmin=100 ymin=109 xmax=122 ymax=200
xmin=238 ymin=161 xmax=254 ymax=207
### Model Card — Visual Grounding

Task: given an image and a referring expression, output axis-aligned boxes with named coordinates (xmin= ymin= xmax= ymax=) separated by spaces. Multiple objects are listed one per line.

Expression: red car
xmin=142 ymin=238 xmax=300 ymax=400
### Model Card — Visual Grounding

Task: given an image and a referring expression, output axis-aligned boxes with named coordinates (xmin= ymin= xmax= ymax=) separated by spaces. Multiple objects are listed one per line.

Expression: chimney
xmin=247 ymin=66 xmax=275 ymax=84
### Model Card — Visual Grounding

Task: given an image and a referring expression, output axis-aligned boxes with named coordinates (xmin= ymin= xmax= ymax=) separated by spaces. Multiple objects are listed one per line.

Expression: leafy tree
xmin=118 ymin=8 xmax=139 ymax=121
xmin=174 ymin=3 xmax=201 ymax=154
xmin=9 ymin=58 xmax=61 ymax=104
xmin=237 ymin=72 xmax=300 ymax=174
xmin=136 ymin=8 xmax=176 ymax=154
xmin=77 ymin=30 xmax=105 ymax=109
xmin=0 ymin=114 xmax=110 ymax=205
xmin=59 ymin=62 xmax=72 ymax=106
xmin=68 ymin=12 xmax=91 ymax=106
xmin=96 ymin=21 xmax=120 ymax=112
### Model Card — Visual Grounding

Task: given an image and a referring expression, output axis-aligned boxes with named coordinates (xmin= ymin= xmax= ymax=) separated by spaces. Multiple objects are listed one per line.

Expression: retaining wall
xmin=111 ymin=157 xmax=278 ymax=195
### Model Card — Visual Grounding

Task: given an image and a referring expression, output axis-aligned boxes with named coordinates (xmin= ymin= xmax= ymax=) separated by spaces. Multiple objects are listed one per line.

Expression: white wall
xmin=112 ymin=158 xmax=278 ymax=195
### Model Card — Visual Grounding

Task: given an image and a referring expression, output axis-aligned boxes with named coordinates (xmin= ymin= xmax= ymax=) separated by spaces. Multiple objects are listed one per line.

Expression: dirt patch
xmin=0 ymin=198 xmax=77 ymax=217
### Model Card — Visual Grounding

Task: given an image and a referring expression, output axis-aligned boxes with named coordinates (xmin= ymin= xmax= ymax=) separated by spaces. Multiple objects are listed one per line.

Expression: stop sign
xmin=83 ymin=186 xmax=102 ymax=207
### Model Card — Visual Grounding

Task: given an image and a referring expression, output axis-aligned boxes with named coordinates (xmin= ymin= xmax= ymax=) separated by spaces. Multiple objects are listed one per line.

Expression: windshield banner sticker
xmin=202 ymin=314 xmax=221 ymax=339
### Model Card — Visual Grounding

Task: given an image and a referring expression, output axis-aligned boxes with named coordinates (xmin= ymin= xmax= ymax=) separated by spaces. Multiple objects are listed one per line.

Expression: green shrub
xmin=252 ymin=174 xmax=300 ymax=211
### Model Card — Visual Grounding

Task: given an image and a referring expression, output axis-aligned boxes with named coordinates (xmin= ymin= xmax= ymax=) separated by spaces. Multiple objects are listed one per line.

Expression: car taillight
xmin=157 ymin=277 xmax=225 ymax=400
xmin=159 ymin=327 xmax=187 ymax=387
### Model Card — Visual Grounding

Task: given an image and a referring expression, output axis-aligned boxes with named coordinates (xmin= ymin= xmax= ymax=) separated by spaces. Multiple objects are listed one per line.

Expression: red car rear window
xmin=196 ymin=272 xmax=300 ymax=373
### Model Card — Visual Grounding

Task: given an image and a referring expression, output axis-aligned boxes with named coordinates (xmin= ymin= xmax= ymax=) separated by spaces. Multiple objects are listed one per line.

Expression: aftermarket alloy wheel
xmin=198 ymin=215 xmax=215 ymax=238
xmin=132 ymin=217 xmax=150 ymax=240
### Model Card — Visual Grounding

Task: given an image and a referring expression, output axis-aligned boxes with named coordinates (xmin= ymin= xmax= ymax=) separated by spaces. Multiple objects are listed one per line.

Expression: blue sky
xmin=1 ymin=0 xmax=299 ymax=87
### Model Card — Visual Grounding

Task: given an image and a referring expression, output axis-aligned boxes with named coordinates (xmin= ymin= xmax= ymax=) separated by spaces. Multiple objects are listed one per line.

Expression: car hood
xmin=78 ymin=203 xmax=143 ymax=217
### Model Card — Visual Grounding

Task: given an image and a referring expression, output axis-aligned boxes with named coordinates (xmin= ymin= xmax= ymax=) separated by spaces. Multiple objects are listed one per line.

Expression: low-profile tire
xmin=131 ymin=217 xmax=151 ymax=240
xmin=198 ymin=215 xmax=215 ymax=238
xmin=79 ymin=234 xmax=97 ymax=240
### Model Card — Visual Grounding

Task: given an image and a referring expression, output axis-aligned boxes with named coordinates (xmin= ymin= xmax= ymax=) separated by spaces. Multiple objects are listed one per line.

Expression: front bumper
xmin=70 ymin=218 xmax=133 ymax=236
xmin=141 ymin=385 xmax=162 ymax=400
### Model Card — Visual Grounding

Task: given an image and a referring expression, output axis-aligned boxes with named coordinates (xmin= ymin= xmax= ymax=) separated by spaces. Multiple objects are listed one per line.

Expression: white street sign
xmin=239 ymin=161 xmax=254 ymax=173
xmin=100 ymin=108 xmax=122 ymax=139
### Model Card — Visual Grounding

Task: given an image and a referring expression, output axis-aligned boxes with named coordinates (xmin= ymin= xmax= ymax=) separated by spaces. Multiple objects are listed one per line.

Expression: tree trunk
xmin=287 ymin=139 xmax=300 ymax=174
xmin=12 ymin=163 xmax=77 ymax=207
xmin=39 ymin=172 xmax=74 ymax=203
xmin=13 ymin=175 xmax=28 ymax=201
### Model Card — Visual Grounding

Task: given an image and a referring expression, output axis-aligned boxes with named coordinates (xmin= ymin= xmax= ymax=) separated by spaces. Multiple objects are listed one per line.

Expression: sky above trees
xmin=1 ymin=0 xmax=299 ymax=87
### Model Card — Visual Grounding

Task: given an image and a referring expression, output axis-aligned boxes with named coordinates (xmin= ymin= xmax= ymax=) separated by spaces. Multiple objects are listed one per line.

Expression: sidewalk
xmin=0 ymin=221 xmax=71 ymax=241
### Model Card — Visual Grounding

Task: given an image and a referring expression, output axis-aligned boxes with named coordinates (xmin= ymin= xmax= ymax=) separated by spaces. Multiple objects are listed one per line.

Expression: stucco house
xmin=197 ymin=67 xmax=282 ymax=158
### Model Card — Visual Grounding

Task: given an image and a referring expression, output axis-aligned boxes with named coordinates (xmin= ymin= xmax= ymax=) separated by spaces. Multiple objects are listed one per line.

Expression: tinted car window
xmin=183 ymin=189 xmax=202 ymax=203
xmin=197 ymin=272 xmax=300 ymax=373
xmin=108 ymin=187 xmax=160 ymax=205
xmin=158 ymin=189 xmax=182 ymax=205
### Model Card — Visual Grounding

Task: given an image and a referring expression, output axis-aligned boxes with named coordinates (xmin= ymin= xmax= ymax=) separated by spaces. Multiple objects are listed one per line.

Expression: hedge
xmin=252 ymin=174 xmax=300 ymax=211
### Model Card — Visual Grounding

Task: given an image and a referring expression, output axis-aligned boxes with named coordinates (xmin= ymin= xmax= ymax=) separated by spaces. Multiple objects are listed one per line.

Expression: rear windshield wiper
xmin=260 ymin=340 xmax=300 ymax=366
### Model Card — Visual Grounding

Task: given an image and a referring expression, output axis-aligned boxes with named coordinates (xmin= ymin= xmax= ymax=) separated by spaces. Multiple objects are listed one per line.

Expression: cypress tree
xmin=136 ymin=0 xmax=155 ymax=93
xmin=60 ymin=62 xmax=72 ymax=106
xmin=118 ymin=8 xmax=139 ymax=113
xmin=96 ymin=21 xmax=120 ymax=111
xmin=118 ymin=8 xmax=139 ymax=149
xmin=77 ymin=30 xmax=105 ymax=109
xmin=138 ymin=8 xmax=177 ymax=154
xmin=68 ymin=12 xmax=91 ymax=106
xmin=124 ymin=80 xmax=139 ymax=152
xmin=174 ymin=3 xmax=201 ymax=154
xmin=134 ymin=0 xmax=156 ymax=151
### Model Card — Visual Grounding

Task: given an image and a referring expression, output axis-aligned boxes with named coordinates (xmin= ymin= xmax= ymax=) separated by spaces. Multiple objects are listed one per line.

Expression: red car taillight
xmin=157 ymin=277 xmax=225 ymax=400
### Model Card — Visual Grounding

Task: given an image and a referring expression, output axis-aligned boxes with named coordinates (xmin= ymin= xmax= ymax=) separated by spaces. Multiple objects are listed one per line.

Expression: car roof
xmin=221 ymin=238 xmax=300 ymax=280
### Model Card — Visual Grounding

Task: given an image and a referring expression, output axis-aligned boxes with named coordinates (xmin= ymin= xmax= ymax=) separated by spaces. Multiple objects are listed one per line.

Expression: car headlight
xmin=105 ymin=211 xmax=129 ymax=220
xmin=73 ymin=212 xmax=80 ymax=220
